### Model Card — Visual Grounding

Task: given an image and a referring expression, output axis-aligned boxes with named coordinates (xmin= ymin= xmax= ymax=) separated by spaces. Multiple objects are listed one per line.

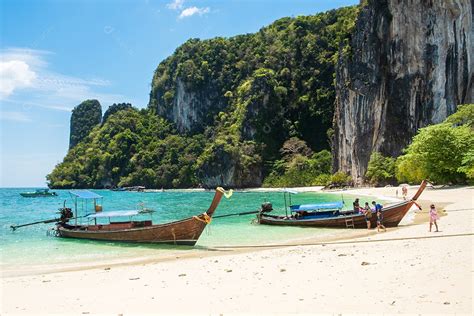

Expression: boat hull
xmin=20 ymin=193 xmax=57 ymax=197
xmin=258 ymin=181 xmax=427 ymax=228
xmin=57 ymin=216 xmax=208 ymax=246
xmin=258 ymin=200 xmax=413 ymax=228
xmin=56 ymin=187 xmax=225 ymax=246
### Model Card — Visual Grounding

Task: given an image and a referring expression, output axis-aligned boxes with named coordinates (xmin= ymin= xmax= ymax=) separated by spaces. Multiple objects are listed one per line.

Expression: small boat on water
xmin=55 ymin=187 xmax=226 ymax=245
xmin=20 ymin=189 xmax=58 ymax=198
xmin=257 ymin=180 xmax=427 ymax=228
xmin=110 ymin=187 xmax=127 ymax=191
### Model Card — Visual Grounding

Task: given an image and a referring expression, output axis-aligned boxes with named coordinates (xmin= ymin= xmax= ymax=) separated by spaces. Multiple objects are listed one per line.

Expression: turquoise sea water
xmin=0 ymin=188 xmax=359 ymax=272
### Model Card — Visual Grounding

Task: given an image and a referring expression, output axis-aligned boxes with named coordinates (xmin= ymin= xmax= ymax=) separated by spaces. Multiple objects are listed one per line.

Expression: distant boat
xmin=256 ymin=180 xmax=427 ymax=228
xmin=144 ymin=188 xmax=165 ymax=193
xmin=124 ymin=186 xmax=146 ymax=192
xmin=55 ymin=187 xmax=225 ymax=245
xmin=110 ymin=187 xmax=127 ymax=191
xmin=20 ymin=189 xmax=58 ymax=198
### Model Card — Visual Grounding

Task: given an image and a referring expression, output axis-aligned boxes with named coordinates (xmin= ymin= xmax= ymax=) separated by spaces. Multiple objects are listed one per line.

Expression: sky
xmin=0 ymin=0 xmax=358 ymax=187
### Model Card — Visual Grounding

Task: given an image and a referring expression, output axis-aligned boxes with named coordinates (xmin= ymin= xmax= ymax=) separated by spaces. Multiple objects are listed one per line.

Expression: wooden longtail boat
xmin=56 ymin=187 xmax=225 ymax=246
xmin=257 ymin=181 xmax=427 ymax=228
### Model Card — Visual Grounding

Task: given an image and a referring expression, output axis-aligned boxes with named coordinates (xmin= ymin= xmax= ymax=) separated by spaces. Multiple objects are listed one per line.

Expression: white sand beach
xmin=1 ymin=185 xmax=472 ymax=314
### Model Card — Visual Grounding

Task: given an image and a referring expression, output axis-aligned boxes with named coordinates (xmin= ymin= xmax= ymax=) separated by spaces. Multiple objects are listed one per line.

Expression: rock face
xmin=197 ymin=143 xmax=263 ymax=188
xmin=69 ymin=99 xmax=102 ymax=149
xmin=333 ymin=0 xmax=473 ymax=184
xmin=155 ymin=78 xmax=227 ymax=134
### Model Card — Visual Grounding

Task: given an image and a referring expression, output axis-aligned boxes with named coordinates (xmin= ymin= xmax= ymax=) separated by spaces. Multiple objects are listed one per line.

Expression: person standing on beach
xmin=372 ymin=201 xmax=383 ymax=213
xmin=363 ymin=202 xmax=372 ymax=229
xmin=353 ymin=198 xmax=362 ymax=214
xmin=402 ymin=186 xmax=408 ymax=200
xmin=372 ymin=201 xmax=386 ymax=232
xmin=429 ymin=204 xmax=440 ymax=232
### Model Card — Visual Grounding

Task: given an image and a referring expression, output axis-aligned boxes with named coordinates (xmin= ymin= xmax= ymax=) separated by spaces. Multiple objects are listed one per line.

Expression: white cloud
xmin=0 ymin=111 xmax=31 ymax=122
xmin=0 ymin=47 xmax=127 ymax=112
xmin=179 ymin=6 xmax=210 ymax=19
xmin=166 ymin=1 xmax=210 ymax=19
xmin=0 ymin=48 xmax=50 ymax=68
xmin=167 ymin=0 xmax=184 ymax=10
xmin=0 ymin=60 xmax=37 ymax=98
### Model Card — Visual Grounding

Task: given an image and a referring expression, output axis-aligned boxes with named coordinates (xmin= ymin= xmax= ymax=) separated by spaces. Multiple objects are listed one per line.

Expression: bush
xmin=365 ymin=152 xmax=396 ymax=185
xmin=330 ymin=171 xmax=352 ymax=187
xmin=396 ymin=104 xmax=474 ymax=184
xmin=262 ymin=148 xmax=332 ymax=187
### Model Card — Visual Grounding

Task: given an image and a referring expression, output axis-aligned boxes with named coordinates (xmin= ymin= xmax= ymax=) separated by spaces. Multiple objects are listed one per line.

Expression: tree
xmin=330 ymin=171 xmax=352 ymax=187
xmin=396 ymin=114 xmax=474 ymax=184
xmin=102 ymin=103 xmax=133 ymax=124
xmin=365 ymin=152 xmax=396 ymax=185
xmin=280 ymin=137 xmax=313 ymax=160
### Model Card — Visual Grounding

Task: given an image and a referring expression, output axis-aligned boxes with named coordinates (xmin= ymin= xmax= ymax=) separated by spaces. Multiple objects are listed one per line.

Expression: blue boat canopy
xmin=290 ymin=201 xmax=344 ymax=212
xmin=69 ymin=190 xmax=103 ymax=199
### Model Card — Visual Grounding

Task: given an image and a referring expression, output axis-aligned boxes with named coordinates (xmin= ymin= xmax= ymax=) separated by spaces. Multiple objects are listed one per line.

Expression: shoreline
xmin=1 ymin=185 xmax=472 ymax=314
xmin=1 ymin=187 xmax=403 ymax=278
xmin=0 ymin=187 xmax=448 ymax=278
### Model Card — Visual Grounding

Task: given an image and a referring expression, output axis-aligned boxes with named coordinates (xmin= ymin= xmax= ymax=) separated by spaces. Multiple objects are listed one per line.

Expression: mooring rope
xmin=193 ymin=212 xmax=212 ymax=224
xmin=210 ymin=232 xmax=474 ymax=250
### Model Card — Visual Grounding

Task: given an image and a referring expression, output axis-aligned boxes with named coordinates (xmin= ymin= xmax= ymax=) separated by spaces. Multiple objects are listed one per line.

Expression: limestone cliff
xmin=333 ymin=0 xmax=473 ymax=184
xmin=154 ymin=78 xmax=227 ymax=134
xmin=69 ymin=99 xmax=102 ymax=149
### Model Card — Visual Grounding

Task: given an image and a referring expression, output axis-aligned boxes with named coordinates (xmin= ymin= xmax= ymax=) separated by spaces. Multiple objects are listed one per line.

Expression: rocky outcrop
xmin=155 ymin=78 xmax=227 ymax=134
xmin=102 ymin=103 xmax=133 ymax=124
xmin=197 ymin=142 xmax=263 ymax=188
xmin=333 ymin=0 xmax=473 ymax=184
xmin=69 ymin=99 xmax=102 ymax=149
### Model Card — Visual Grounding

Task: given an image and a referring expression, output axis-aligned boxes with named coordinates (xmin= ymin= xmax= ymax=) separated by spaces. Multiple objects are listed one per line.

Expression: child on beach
xmin=429 ymin=204 xmax=439 ymax=232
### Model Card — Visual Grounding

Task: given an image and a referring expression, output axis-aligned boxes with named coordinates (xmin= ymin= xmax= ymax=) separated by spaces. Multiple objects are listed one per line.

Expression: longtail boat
xmin=20 ymin=189 xmax=58 ymax=197
xmin=257 ymin=180 xmax=427 ymax=228
xmin=55 ymin=187 xmax=226 ymax=245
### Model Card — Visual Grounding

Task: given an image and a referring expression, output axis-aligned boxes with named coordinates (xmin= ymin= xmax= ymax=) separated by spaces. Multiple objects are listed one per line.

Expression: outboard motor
xmin=260 ymin=202 xmax=273 ymax=213
xmin=59 ymin=207 xmax=73 ymax=223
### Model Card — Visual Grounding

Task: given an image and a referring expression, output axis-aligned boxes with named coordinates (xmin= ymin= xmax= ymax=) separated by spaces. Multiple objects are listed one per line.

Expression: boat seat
xmin=107 ymin=222 xmax=134 ymax=230
xmin=132 ymin=220 xmax=152 ymax=228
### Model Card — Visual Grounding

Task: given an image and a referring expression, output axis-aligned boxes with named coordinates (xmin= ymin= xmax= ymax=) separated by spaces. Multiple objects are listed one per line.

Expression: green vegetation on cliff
xmin=263 ymin=137 xmax=333 ymax=187
xmin=48 ymin=108 xmax=205 ymax=188
xmin=69 ymin=100 xmax=102 ymax=149
xmin=149 ymin=6 xmax=359 ymax=186
xmin=48 ymin=6 xmax=361 ymax=189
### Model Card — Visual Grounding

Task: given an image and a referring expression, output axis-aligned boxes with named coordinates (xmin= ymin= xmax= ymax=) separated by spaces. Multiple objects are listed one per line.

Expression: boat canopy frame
xmin=68 ymin=190 xmax=154 ymax=225
xmin=69 ymin=190 xmax=104 ymax=226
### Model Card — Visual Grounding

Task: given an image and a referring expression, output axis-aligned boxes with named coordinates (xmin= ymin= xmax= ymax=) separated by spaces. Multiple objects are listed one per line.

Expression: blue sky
xmin=0 ymin=0 xmax=358 ymax=187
